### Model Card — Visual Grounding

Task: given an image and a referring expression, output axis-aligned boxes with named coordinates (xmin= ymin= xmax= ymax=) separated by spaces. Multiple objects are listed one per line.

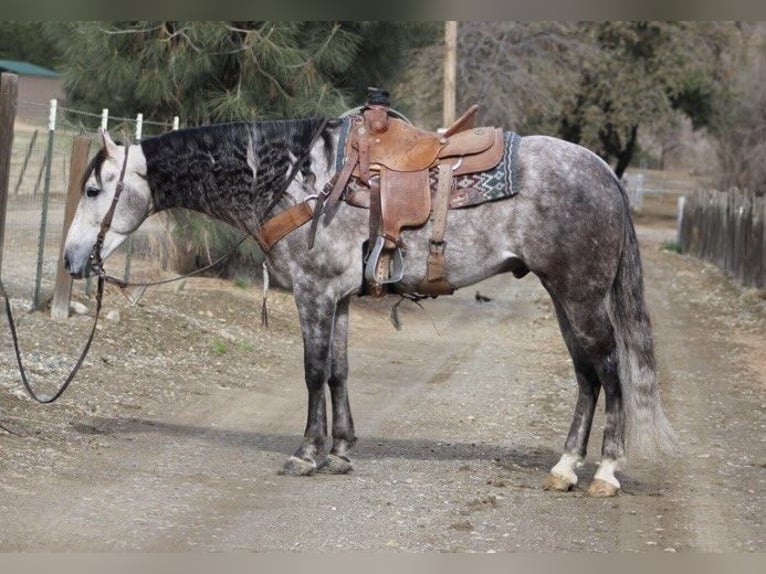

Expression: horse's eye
xmin=86 ymin=186 xmax=100 ymax=198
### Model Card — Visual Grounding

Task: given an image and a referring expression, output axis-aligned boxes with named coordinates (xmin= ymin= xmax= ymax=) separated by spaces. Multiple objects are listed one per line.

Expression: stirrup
xmin=364 ymin=235 xmax=404 ymax=285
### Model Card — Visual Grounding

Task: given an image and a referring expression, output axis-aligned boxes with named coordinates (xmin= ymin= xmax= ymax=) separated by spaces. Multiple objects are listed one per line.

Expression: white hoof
xmin=587 ymin=478 xmax=620 ymax=497
xmin=543 ymin=473 xmax=575 ymax=491
xmin=545 ymin=453 xmax=583 ymax=491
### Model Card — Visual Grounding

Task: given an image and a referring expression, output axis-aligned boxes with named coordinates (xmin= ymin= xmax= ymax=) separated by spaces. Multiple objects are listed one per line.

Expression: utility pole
xmin=443 ymin=21 xmax=458 ymax=129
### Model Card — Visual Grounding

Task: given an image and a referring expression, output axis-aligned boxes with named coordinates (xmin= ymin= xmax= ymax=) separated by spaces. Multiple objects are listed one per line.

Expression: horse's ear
xmin=99 ymin=128 xmax=120 ymax=158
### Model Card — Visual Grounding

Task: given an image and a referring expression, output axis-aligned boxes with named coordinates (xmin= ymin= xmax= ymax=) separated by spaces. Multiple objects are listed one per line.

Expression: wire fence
xmin=2 ymin=98 xmax=180 ymax=309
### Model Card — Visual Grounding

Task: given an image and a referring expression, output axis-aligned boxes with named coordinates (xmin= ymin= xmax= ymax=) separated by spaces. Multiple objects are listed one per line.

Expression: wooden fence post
xmin=51 ymin=134 xmax=91 ymax=319
xmin=0 ymin=73 xmax=18 ymax=279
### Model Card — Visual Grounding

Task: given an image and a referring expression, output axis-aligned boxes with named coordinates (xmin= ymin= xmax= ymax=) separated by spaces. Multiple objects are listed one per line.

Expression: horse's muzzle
xmin=64 ymin=251 xmax=93 ymax=279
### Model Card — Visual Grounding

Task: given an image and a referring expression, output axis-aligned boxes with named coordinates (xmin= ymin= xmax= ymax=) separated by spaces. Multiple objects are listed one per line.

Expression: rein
xmin=1 ymin=275 xmax=105 ymax=406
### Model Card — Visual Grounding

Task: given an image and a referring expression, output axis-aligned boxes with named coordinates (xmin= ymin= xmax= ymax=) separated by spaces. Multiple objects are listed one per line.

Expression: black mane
xmin=81 ymin=117 xmax=339 ymax=229
xmin=139 ymin=117 xmax=338 ymax=222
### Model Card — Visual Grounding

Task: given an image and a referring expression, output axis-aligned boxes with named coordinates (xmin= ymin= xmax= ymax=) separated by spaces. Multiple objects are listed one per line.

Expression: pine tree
xmin=0 ymin=22 xmax=59 ymax=66
xmin=45 ymin=21 xmax=435 ymax=130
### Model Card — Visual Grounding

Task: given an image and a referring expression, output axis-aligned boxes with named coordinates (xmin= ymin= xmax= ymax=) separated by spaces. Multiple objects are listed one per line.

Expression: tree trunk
xmin=613 ymin=124 xmax=638 ymax=179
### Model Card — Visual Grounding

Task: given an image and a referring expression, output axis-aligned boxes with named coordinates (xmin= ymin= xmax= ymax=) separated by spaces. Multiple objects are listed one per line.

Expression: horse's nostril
xmin=64 ymin=253 xmax=81 ymax=277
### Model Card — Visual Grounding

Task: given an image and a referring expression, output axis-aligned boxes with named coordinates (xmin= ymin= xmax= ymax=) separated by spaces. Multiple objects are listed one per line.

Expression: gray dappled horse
xmin=63 ymin=118 xmax=675 ymax=497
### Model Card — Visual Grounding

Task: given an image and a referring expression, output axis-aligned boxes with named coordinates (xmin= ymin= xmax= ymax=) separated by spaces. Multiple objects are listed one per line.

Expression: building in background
xmin=0 ymin=59 xmax=64 ymax=125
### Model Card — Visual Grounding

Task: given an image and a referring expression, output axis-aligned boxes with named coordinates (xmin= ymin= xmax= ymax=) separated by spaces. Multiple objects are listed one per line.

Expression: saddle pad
xmin=443 ymin=131 xmax=521 ymax=208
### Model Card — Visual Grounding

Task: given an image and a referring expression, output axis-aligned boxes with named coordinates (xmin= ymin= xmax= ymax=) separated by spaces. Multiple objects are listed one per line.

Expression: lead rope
xmin=1 ymin=274 xmax=105 ymax=407
xmin=0 ymin=148 xmax=130 ymax=417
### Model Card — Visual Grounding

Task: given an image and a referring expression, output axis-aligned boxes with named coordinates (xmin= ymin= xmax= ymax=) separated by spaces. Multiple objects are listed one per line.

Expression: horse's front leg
xmin=319 ymin=295 xmax=356 ymax=474
xmin=281 ymin=290 xmax=341 ymax=476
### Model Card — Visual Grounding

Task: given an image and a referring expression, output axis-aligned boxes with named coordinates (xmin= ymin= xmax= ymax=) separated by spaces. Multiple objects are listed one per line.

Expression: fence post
xmin=13 ymin=128 xmax=38 ymax=195
xmin=32 ymin=98 xmax=57 ymax=309
xmin=676 ymin=195 xmax=686 ymax=251
xmin=122 ymin=113 xmax=144 ymax=282
xmin=51 ymin=134 xmax=91 ymax=319
xmin=0 ymin=73 xmax=18 ymax=280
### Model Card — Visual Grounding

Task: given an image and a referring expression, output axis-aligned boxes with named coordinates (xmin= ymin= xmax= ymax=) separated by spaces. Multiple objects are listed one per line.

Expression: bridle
xmin=2 ymin=120 xmax=328 ymax=416
xmin=88 ymin=144 xmax=131 ymax=277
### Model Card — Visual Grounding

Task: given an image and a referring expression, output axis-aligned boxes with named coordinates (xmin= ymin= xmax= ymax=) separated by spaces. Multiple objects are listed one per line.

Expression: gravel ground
xmin=0 ymin=219 xmax=764 ymax=552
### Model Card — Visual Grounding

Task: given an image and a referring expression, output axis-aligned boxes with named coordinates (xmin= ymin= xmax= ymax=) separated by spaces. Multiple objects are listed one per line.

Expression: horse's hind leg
xmin=319 ymin=295 xmax=356 ymax=474
xmin=543 ymin=298 xmax=602 ymax=492
xmin=546 ymin=295 xmax=626 ymax=497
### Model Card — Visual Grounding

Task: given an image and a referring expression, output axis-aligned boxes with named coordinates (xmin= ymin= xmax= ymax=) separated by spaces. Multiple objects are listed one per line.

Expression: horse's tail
xmin=609 ymin=188 xmax=677 ymax=458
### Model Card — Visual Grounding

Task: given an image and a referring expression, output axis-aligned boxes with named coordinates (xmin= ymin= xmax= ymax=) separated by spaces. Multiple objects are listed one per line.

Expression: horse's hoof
xmin=543 ymin=473 xmax=574 ymax=492
xmin=279 ymin=455 xmax=317 ymax=476
xmin=318 ymin=453 xmax=353 ymax=474
xmin=587 ymin=478 xmax=620 ymax=497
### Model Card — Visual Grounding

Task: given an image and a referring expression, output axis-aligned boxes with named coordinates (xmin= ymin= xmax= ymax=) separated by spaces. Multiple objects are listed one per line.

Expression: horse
xmin=63 ymin=116 xmax=676 ymax=497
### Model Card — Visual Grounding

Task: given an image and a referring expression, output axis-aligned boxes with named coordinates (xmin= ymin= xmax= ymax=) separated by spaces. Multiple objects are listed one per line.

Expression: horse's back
xmin=517 ymin=135 xmax=620 ymax=192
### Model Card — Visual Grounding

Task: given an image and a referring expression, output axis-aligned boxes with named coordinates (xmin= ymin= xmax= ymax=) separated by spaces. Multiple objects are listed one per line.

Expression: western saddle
xmin=259 ymin=88 xmax=506 ymax=297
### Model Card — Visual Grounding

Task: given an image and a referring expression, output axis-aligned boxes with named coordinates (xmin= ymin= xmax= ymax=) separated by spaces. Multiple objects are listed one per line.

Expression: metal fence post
xmin=32 ymin=98 xmax=57 ymax=309
xmin=13 ymin=128 xmax=38 ymax=195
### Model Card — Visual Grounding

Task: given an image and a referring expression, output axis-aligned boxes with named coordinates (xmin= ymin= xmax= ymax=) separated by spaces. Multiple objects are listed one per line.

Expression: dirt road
xmin=1 ymin=219 xmax=764 ymax=552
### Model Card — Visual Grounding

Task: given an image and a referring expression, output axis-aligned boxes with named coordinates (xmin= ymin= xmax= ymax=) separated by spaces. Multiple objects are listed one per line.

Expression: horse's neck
xmin=146 ymin=120 xmax=330 ymax=226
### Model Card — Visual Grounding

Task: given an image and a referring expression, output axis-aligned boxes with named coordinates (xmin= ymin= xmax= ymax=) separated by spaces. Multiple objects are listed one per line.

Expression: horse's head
xmin=64 ymin=130 xmax=153 ymax=278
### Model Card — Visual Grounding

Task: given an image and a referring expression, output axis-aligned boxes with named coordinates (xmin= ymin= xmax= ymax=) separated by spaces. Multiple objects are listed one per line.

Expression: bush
xmin=168 ymin=210 xmax=264 ymax=279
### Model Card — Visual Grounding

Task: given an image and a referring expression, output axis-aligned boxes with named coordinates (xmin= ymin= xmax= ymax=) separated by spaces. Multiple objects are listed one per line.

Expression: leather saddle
xmin=316 ymin=90 xmax=505 ymax=297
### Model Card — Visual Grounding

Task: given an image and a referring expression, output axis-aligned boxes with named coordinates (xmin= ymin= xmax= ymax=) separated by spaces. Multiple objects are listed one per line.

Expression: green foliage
xmin=44 ymin=21 xmax=430 ymax=127
xmin=238 ymin=341 xmax=254 ymax=353
xmin=0 ymin=22 xmax=60 ymax=66
xmin=661 ymin=240 xmax=682 ymax=254
xmin=334 ymin=22 xmax=439 ymax=100
xmin=557 ymin=22 xmax=726 ymax=178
